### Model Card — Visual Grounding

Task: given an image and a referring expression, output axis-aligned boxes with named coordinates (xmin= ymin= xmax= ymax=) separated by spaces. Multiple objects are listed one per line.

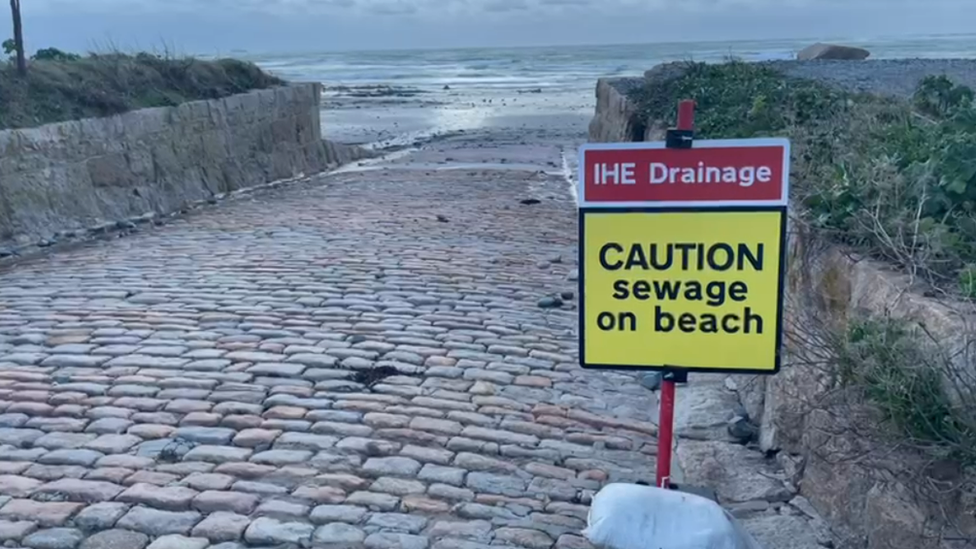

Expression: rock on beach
xmin=796 ymin=42 xmax=870 ymax=61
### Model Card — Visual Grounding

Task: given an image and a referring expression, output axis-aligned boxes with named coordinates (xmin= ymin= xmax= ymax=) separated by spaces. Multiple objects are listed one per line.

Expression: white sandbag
xmin=581 ymin=483 xmax=763 ymax=549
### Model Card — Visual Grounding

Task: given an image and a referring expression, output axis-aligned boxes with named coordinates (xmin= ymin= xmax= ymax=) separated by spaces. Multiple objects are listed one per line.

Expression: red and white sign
xmin=578 ymin=138 xmax=790 ymax=208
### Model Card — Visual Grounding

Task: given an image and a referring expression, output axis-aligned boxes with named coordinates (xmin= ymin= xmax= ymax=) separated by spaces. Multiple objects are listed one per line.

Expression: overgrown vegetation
xmin=633 ymin=62 xmax=976 ymax=295
xmin=834 ymin=315 xmax=976 ymax=464
xmin=0 ymin=46 xmax=284 ymax=130
xmin=633 ymin=62 xmax=976 ymax=465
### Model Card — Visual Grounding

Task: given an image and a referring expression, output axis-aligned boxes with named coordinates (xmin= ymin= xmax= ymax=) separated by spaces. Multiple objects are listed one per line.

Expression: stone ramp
xmin=672 ymin=376 xmax=832 ymax=549
xmin=0 ymin=135 xmax=663 ymax=549
xmin=0 ymin=130 xmax=835 ymax=549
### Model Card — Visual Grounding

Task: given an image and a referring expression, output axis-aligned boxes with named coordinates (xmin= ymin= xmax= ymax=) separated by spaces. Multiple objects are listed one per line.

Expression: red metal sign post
xmin=656 ymin=376 xmax=677 ymax=488
xmin=576 ymin=98 xmax=789 ymax=494
xmin=677 ymin=99 xmax=696 ymax=136
xmin=654 ymin=99 xmax=695 ymax=489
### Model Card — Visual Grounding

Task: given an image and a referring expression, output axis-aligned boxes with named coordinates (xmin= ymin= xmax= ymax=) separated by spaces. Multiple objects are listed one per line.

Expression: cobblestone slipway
xmin=0 ymin=129 xmax=828 ymax=549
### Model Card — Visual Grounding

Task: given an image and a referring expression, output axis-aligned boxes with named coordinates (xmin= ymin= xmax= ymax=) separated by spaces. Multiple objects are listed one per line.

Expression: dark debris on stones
xmin=158 ymin=437 xmax=197 ymax=462
xmin=352 ymin=365 xmax=400 ymax=388
xmin=538 ymin=296 xmax=563 ymax=309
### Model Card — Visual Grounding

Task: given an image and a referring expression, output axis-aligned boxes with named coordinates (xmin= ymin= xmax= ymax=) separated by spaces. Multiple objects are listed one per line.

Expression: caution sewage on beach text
xmin=600 ymin=241 xmax=765 ymax=335
xmin=580 ymin=210 xmax=785 ymax=372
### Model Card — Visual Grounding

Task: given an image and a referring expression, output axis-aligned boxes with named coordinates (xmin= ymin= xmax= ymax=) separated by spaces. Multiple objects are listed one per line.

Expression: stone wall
xmin=587 ymin=78 xmax=646 ymax=143
xmin=587 ymin=69 xmax=976 ymax=549
xmin=0 ymin=83 xmax=370 ymax=250
xmin=737 ymin=231 xmax=976 ymax=549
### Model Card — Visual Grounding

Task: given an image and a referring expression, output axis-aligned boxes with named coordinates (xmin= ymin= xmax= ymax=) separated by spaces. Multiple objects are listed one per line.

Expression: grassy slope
xmin=0 ymin=53 xmax=284 ymax=130
xmin=630 ymin=62 xmax=976 ymax=463
xmin=632 ymin=61 xmax=976 ymax=296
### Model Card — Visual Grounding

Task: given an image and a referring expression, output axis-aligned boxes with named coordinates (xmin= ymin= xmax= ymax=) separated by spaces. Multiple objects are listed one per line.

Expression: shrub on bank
xmin=835 ymin=315 xmax=976 ymax=464
xmin=632 ymin=61 xmax=976 ymax=295
xmin=0 ymin=48 xmax=284 ymax=130
xmin=631 ymin=62 xmax=976 ymax=464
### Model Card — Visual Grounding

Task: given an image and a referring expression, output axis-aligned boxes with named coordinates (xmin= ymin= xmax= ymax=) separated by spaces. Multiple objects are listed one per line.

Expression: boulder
xmin=643 ymin=62 xmax=692 ymax=83
xmin=588 ymin=78 xmax=645 ymax=143
xmin=796 ymin=42 xmax=870 ymax=61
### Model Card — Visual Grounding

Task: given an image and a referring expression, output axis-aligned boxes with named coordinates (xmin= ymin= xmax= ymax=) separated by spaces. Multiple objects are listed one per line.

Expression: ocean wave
xmin=254 ymin=35 xmax=976 ymax=97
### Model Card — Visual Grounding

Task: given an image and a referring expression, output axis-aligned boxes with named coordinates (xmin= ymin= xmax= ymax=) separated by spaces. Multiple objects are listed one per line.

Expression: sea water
xmin=239 ymin=34 xmax=976 ymax=147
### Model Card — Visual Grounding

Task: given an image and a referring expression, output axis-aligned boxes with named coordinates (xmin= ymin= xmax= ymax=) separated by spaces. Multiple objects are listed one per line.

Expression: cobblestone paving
xmin=0 ymin=139 xmax=661 ymax=549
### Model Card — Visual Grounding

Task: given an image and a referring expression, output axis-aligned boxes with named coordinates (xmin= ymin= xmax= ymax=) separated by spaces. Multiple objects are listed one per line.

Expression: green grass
xmin=631 ymin=61 xmax=976 ymax=294
xmin=0 ymin=50 xmax=284 ymax=130
xmin=630 ymin=63 xmax=976 ymax=460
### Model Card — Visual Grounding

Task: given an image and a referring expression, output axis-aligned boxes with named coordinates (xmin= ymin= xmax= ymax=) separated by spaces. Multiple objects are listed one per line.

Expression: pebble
xmin=21 ymin=527 xmax=85 ymax=549
xmin=174 ymin=428 xmax=235 ymax=445
xmin=727 ymin=417 xmax=759 ymax=443
xmin=310 ymin=505 xmax=368 ymax=524
xmin=145 ymin=534 xmax=210 ymax=549
xmin=193 ymin=490 xmax=260 ymax=515
xmin=639 ymin=373 xmax=662 ymax=391
xmin=537 ymin=296 xmax=563 ymax=309
xmin=365 ymin=532 xmax=430 ymax=549
xmin=253 ymin=499 xmax=309 ymax=520
xmin=313 ymin=522 xmax=367 ymax=544
xmin=118 ymin=484 xmax=198 ymax=510
xmin=249 ymin=449 xmax=312 ymax=465
xmin=0 ymin=500 xmax=82 ymax=527
xmin=79 ymin=530 xmax=149 ymax=549
xmin=74 ymin=502 xmax=129 ymax=531
xmin=243 ymin=517 xmax=314 ymax=544
xmin=362 ymin=457 xmax=421 ymax=477
xmin=427 ymin=520 xmax=492 ymax=541
xmin=367 ymin=512 xmax=428 ymax=533
xmin=493 ymin=527 xmax=554 ymax=549
xmin=115 ymin=507 xmax=202 ymax=536
xmin=418 ymin=464 xmax=466 ymax=486
xmin=190 ymin=512 xmax=250 ymax=542
xmin=345 ymin=492 xmax=400 ymax=511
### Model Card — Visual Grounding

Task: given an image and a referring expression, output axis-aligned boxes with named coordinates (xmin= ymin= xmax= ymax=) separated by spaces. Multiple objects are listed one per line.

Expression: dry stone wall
xmin=741 ymin=233 xmax=976 ymax=549
xmin=0 ymin=83 xmax=370 ymax=250
xmin=587 ymin=67 xmax=976 ymax=549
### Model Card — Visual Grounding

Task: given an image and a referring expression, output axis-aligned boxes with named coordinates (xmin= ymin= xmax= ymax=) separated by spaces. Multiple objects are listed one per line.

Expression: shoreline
xmin=320 ymin=57 xmax=976 ymax=151
xmin=321 ymin=86 xmax=592 ymax=149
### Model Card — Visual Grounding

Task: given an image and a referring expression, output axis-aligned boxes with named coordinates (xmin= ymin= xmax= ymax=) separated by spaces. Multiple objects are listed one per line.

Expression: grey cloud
xmin=19 ymin=0 xmax=975 ymax=15
xmin=538 ymin=0 xmax=591 ymax=5
xmin=483 ymin=0 xmax=529 ymax=12
xmin=364 ymin=1 xmax=418 ymax=15
xmin=5 ymin=0 xmax=974 ymax=53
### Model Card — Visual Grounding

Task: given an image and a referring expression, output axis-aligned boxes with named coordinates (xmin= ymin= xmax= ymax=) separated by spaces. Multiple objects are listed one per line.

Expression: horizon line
xmin=211 ymin=31 xmax=976 ymax=58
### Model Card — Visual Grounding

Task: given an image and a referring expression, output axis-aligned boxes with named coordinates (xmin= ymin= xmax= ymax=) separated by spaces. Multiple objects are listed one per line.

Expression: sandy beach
xmin=319 ymin=84 xmax=593 ymax=149
xmin=240 ymin=35 xmax=976 ymax=150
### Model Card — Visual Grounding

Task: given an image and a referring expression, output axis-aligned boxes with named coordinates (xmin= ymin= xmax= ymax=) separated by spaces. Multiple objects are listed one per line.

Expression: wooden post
xmin=10 ymin=0 xmax=26 ymax=76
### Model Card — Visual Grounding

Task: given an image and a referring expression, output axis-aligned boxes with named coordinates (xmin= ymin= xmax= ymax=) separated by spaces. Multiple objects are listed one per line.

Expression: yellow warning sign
xmin=579 ymin=208 xmax=786 ymax=373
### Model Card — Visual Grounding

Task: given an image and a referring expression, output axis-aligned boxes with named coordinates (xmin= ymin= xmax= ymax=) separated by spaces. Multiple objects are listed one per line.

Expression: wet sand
xmin=320 ymin=84 xmax=593 ymax=150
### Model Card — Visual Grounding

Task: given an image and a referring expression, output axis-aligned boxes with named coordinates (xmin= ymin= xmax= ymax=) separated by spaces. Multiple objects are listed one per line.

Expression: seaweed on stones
xmin=352 ymin=366 xmax=400 ymax=388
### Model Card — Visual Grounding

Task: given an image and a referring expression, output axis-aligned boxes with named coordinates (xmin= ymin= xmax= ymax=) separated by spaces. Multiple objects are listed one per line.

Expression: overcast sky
xmin=2 ymin=0 xmax=972 ymax=54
